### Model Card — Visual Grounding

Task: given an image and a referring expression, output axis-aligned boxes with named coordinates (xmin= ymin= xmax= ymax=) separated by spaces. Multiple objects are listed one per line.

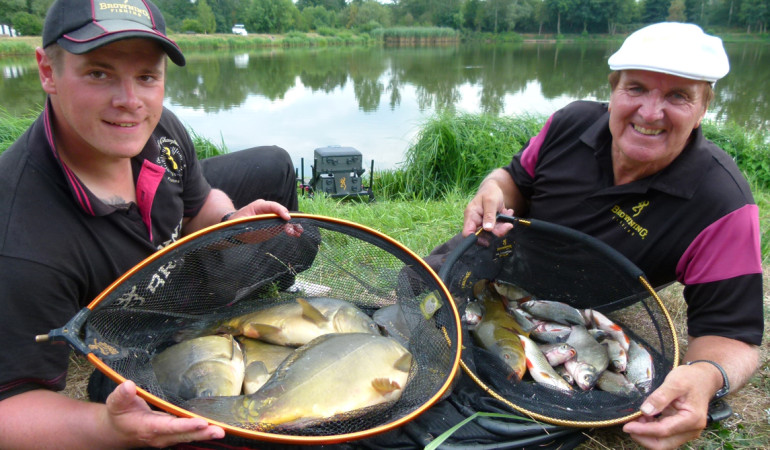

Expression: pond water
xmin=1 ymin=42 xmax=767 ymax=173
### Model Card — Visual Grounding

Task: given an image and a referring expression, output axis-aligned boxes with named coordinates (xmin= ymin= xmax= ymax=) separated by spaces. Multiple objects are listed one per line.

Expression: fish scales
xmin=186 ymin=333 xmax=412 ymax=428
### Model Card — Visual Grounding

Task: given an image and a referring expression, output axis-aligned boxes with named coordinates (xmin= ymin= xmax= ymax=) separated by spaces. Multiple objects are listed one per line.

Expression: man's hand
xmin=622 ymin=364 xmax=713 ymax=449
xmin=462 ymin=168 xmax=527 ymax=238
xmin=623 ymin=336 xmax=758 ymax=449
xmin=105 ymin=380 xmax=225 ymax=448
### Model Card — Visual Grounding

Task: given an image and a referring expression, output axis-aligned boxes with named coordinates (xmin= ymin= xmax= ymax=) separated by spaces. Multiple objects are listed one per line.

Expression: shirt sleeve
xmin=0 ymin=257 xmax=79 ymax=400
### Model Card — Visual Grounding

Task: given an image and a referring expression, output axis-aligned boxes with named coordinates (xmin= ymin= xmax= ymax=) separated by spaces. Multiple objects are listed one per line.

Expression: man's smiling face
xmin=608 ymin=70 xmax=709 ymax=181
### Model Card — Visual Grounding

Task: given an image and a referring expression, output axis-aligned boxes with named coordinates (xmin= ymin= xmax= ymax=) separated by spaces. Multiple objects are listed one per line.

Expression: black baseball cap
xmin=42 ymin=0 xmax=185 ymax=66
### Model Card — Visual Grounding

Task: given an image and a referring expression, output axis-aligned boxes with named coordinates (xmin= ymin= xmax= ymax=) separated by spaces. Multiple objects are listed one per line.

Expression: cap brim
xmin=59 ymin=21 xmax=185 ymax=66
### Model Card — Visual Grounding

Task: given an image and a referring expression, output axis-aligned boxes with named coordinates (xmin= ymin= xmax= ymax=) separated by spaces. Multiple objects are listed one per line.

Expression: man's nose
xmin=637 ymin=92 xmax=665 ymax=122
xmin=113 ymin=79 xmax=142 ymax=110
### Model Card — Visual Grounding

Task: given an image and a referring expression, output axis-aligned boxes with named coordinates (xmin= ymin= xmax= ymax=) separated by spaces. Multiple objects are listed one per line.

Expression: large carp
xmin=152 ymin=334 xmax=245 ymax=400
xmin=197 ymin=297 xmax=379 ymax=347
xmin=187 ymin=333 xmax=412 ymax=428
xmin=236 ymin=336 xmax=295 ymax=395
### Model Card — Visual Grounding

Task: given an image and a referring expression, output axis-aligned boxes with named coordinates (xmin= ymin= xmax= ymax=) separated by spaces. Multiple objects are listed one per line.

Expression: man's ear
xmin=36 ymin=47 xmax=57 ymax=95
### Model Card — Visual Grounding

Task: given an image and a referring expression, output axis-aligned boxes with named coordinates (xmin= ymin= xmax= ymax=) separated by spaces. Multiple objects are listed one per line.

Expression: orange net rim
xmin=84 ymin=213 xmax=464 ymax=444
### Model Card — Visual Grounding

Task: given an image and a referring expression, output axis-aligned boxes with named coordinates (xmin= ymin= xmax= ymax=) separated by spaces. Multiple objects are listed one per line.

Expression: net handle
xmin=496 ymin=214 xmax=646 ymax=280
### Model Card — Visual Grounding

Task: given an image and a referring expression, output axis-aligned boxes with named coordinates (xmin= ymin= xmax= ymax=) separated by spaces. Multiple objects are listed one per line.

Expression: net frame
xmin=438 ymin=215 xmax=680 ymax=428
xmin=40 ymin=213 xmax=463 ymax=444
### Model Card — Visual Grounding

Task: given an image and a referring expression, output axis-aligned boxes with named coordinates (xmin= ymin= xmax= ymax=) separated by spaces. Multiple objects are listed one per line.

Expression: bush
xmin=11 ymin=12 xmax=42 ymax=36
xmin=181 ymin=19 xmax=205 ymax=34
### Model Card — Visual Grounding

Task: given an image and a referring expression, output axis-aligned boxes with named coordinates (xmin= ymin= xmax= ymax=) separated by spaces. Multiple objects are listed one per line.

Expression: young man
xmin=0 ymin=0 xmax=299 ymax=447
xmin=458 ymin=23 xmax=762 ymax=449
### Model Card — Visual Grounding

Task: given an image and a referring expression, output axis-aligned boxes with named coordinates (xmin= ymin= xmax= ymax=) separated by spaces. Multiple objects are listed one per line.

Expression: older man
xmin=0 ymin=0 xmax=301 ymax=447
xmin=459 ymin=22 xmax=762 ymax=449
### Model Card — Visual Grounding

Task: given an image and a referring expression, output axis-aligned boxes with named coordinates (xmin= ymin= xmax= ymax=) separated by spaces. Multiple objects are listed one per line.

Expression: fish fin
xmin=297 ymin=297 xmax=329 ymax=326
xmin=372 ymin=377 xmax=401 ymax=394
xmin=243 ymin=323 xmax=282 ymax=339
xmin=393 ymin=353 xmax=413 ymax=372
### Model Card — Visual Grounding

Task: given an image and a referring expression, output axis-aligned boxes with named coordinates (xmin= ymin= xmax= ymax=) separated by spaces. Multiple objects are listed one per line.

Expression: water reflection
xmin=1 ymin=43 xmax=767 ymax=170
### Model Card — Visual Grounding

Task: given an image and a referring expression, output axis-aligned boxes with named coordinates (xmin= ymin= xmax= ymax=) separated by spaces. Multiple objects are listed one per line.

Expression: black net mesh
xmin=74 ymin=215 xmax=461 ymax=441
xmin=439 ymin=217 xmax=678 ymax=427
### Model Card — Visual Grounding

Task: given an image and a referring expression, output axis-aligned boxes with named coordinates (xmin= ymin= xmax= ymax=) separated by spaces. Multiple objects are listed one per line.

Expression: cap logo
xmin=97 ymin=0 xmax=152 ymax=26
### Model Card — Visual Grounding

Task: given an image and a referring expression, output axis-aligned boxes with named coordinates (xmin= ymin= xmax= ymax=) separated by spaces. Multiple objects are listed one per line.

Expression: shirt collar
xmin=41 ymin=97 xmax=162 ymax=216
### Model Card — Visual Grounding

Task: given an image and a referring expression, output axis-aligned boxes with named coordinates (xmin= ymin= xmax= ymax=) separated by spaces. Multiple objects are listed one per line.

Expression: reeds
xmin=371 ymin=27 xmax=459 ymax=46
xmin=377 ymin=112 xmax=544 ymax=199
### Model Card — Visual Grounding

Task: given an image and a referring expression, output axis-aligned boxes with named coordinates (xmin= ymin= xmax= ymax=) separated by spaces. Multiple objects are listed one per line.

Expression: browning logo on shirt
xmin=611 ymin=203 xmax=649 ymax=240
xmin=156 ymin=137 xmax=185 ymax=184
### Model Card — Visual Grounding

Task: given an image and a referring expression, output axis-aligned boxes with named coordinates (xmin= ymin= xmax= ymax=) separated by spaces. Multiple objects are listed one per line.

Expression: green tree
xmin=247 ymin=0 xmax=296 ymax=33
xmin=668 ymin=0 xmax=687 ymax=21
xmin=461 ymin=0 xmax=484 ymax=31
xmin=197 ymin=0 xmax=216 ymax=34
xmin=739 ymin=0 xmax=767 ymax=32
xmin=181 ymin=18 xmax=205 ymax=33
xmin=296 ymin=0 xmax=346 ymax=11
xmin=642 ymin=0 xmax=671 ymax=23
xmin=11 ymin=11 xmax=41 ymax=35
xmin=301 ymin=5 xmax=336 ymax=30
xmin=0 ymin=0 xmax=25 ymax=24
xmin=599 ymin=0 xmax=634 ymax=34
xmin=546 ymin=0 xmax=573 ymax=34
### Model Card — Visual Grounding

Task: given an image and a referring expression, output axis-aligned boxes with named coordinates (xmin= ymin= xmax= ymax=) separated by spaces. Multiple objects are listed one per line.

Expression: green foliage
xmin=196 ymin=0 xmax=217 ymax=34
xmin=379 ymin=112 xmax=544 ymax=200
xmin=11 ymin=12 xmax=42 ymax=36
xmin=181 ymin=19 xmax=205 ymax=34
xmin=0 ymin=38 xmax=35 ymax=55
xmin=0 ymin=106 xmax=37 ymax=152
xmin=702 ymin=121 xmax=770 ymax=191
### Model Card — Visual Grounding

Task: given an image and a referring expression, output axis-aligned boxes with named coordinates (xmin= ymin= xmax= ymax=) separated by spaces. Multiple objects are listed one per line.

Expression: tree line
xmin=0 ymin=0 xmax=767 ymax=38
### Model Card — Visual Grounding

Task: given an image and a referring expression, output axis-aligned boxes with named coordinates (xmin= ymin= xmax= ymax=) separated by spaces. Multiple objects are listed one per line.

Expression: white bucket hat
xmin=608 ymin=22 xmax=729 ymax=83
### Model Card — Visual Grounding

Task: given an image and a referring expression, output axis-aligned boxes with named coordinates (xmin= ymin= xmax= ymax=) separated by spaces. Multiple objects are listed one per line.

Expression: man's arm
xmin=0 ymin=382 xmax=224 ymax=449
xmin=182 ymin=188 xmax=291 ymax=236
xmin=623 ymin=335 xmax=759 ymax=449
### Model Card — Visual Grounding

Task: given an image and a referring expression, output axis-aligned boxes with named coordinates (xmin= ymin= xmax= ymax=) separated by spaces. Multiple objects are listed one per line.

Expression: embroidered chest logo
xmin=156 ymin=137 xmax=185 ymax=183
xmin=610 ymin=203 xmax=650 ymax=240
xmin=632 ymin=200 xmax=649 ymax=217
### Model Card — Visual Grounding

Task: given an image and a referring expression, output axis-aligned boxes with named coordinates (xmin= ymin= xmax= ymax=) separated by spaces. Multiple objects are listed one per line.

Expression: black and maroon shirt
xmin=0 ymin=102 xmax=211 ymax=400
xmin=506 ymin=100 xmax=763 ymax=346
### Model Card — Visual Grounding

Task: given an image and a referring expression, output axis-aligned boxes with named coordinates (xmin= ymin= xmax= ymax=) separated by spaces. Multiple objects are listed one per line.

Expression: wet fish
xmin=529 ymin=322 xmax=572 ymax=344
xmin=471 ymin=296 xmax=528 ymax=381
xmin=519 ymin=335 xmax=573 ymax=391
xmin=492 ymin=281 xmax=532 ymax=303
xmin=152 ymin=334 xmax=244 ymax=400
xmin=563 ymin=359 xmax=600 ymax=390
xmin=373 ymin=304 xmax=411 ymax=347
xmin=521 ymin=300 xmax=585 ymax=326
xmin=555 ymin=365 xmax=574 ymax=385
xmin=589 ymin=309 xmax=631 ymax=351
xmin=236 ymin=337 xmax=295 ymax=395
xmin=204 ymin=297 xmax=379 ymax=347
xmin=596 ymin=370 xmax=639 ymax=396
xmin=626 ymin=340 xmax=654 ymax=392
xmin=510 ymin=308 xmax=540 ymax=333
xmin=537 ymin=342 xmax=577 ymax=366
xmin=566 ymin=325 xmax=609 ymax=374
xmin=462 ymin=300 xmax=484 ymax=328
xmin=602 ymin=338 xmax=628 ymax=373
xmin=187 ymin=333 xmax=412 ymax=428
